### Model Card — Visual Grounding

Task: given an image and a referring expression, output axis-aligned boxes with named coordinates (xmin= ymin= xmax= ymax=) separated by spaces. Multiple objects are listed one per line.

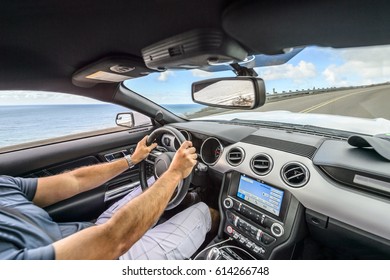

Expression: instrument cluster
xmin=160 ymin=130 xmax=224 ymax=166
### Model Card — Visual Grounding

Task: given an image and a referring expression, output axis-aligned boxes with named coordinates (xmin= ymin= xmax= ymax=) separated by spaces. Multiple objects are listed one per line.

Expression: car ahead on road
xmin=0 ymin=0 xmax=390 ymax=260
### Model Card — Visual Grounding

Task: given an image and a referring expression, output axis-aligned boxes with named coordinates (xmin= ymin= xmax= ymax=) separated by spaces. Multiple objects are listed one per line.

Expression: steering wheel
xmin=139 ymin=126 xmax=193 ymax=210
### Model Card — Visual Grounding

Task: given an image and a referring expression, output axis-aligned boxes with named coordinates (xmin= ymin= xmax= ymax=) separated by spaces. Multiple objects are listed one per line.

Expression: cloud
xmin=190 ymin=69 xmax=214 ymax=78
xmin=322 ymin=45 xmax=390 ymax=87
xmin=322 ymin=65 xmax=350 ymax=87
xmin=157 ymin=71 xmax=175 ymax=82
xmin=256 ymin=60 xmax=317 ymax=81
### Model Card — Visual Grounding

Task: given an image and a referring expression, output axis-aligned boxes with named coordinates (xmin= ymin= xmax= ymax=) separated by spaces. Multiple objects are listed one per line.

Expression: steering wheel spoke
xmin=145 ymin=149 xmax=163 ymax=164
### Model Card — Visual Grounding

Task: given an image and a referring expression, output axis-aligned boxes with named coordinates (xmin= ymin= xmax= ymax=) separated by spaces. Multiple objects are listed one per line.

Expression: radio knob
xmin=223 ymin=197 xmax=233 ymax=209
xmin=271 ymin=223 xmax=284 ymax=237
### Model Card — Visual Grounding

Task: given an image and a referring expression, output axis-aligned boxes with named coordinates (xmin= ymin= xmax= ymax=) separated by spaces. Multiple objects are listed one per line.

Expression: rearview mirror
xmin=116 ymin=112 xmax=135 ymax=128
xmin=192 ymin=77 xmax=266 ymax=109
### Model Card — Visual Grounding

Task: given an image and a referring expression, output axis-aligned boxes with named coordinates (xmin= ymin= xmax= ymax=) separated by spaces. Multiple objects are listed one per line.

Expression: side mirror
xmin=116 ymin=112 xmax=135 ymax=128
xmin=192 ymin=77 xmax=266 ymax=109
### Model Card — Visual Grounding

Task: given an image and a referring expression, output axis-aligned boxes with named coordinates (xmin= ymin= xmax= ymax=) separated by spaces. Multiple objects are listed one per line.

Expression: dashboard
xmin=159 ymin=121 xmax=390 ymax=259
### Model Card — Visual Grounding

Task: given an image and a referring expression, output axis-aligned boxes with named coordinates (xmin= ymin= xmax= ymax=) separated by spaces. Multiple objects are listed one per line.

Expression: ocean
xmin=0 ymin=103 xmax=204 ymax=149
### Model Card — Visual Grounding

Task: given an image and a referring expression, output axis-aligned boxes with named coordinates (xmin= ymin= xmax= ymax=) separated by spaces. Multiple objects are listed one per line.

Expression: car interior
xmin=1 ymin=0 xmax=390 ymax=260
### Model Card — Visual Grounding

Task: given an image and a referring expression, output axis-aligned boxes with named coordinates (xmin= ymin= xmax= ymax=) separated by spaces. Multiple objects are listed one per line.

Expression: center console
xmin=212 ymin=171 xmax=303 ymax=259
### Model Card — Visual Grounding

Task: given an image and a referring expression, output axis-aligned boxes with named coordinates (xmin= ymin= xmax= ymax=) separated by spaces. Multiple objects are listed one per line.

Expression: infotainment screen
xmin=236 ymin=174 xmax=284 ymax=216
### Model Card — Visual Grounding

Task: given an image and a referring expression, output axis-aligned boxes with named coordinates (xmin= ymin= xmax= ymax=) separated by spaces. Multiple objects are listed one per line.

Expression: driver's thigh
xmin=95 ymin=177 xmax=156 ymax=225
xmin=120 ymin=202 xmax=211 ymax=260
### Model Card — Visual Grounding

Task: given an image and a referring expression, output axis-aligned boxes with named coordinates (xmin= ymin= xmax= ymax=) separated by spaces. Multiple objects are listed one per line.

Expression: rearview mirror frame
xmin=191 ymin=77 xmax=266 ymax=109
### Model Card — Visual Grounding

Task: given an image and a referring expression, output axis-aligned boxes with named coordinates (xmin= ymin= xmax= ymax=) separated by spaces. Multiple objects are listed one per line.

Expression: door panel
xmin=0 ymin=126 xmax=154 ymax=222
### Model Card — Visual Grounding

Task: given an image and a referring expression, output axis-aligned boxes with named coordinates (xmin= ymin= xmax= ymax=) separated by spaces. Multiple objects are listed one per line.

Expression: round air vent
xmin=281 ymin=162 xmax=310 ymax=187
xmin=250 ymin=153 xmax=273 ymax=175
xmin=226 ymin=147 xmax=245 ymax=166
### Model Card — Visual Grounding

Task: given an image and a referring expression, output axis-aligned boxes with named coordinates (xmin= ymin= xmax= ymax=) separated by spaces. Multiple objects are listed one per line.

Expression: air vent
xmin=250 ymin=153 xmax=273 ymax=175
xmin=226 ymin=147 xmax=245 ymax=166
xmin=281 ymin=162 xmax=310 ymax=187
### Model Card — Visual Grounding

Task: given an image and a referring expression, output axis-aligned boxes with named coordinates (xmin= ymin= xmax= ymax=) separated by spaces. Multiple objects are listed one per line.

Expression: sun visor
xmin=72 ymin=56 xmax=155 ymax=88
xmin=222 ymin=1 xmax=390 ymax=54
xmin=141 ymin=29 xmax=248 ymax=71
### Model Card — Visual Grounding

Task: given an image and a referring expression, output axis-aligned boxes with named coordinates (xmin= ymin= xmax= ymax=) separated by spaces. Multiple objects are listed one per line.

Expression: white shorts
xmin=96 ymin=181 xmax=211 ymax=260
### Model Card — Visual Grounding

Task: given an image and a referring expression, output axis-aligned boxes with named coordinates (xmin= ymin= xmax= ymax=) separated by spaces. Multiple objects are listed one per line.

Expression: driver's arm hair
xmin=33 ymin=158 xmax=129 ymax=208
xmin=52 ymin=168 xmax=182 ymax=259
xmin=33 ymin=135 xmax=156 ymax=208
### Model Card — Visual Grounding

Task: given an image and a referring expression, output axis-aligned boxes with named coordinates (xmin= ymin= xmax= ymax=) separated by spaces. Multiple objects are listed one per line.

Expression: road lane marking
xmin=300 ymin=89 xmax=375 ymax=113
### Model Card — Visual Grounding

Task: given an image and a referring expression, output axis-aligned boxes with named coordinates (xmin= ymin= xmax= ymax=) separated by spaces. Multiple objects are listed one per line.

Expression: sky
xmin=1 ymin=45 xmax=389 ymax=105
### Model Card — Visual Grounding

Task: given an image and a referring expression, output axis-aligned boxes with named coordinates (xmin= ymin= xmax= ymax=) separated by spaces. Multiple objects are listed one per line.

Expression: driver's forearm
xmin=34 ymin=158 xmax=129 ymax=207
xmin=53 ymin=169 xmax=181 ymax=260
xmin=70 ymin=158 xmax=129 ymax=192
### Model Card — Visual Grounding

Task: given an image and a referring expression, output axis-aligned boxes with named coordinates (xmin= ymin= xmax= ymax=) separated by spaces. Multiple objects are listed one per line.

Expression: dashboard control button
xmin=223 ymin=197 xmax=233 ymax=209
xmin=246 ymin=241 xmax=254 ymax=248
xmin=240 ymin=205 xmax=248 ymax=214
xmin=250 ymin=226 xmax=257 ymax=236
xmin=261 ymin=234 xmax=276 ymax=245
xmin=253 ymin=246 xmax=265 ymax=254
xmin=263 ymin=216 xmax=273 ymax=228
xmin=254 ymin=213 xmax=262 ymax=223
xmin=271 ymin=223 xmax=284 ymax=237
xmin=256 ymin=229 xmax=263 ymax=241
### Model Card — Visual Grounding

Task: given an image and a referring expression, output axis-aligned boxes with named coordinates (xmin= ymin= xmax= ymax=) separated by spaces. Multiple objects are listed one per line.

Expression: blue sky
xmin=1 ymin=45 xmax=389 ymax=105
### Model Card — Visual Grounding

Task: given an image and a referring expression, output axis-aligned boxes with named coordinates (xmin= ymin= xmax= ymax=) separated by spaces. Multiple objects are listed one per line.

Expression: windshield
xmin=124 ymin=45 xmax=390 ymax=134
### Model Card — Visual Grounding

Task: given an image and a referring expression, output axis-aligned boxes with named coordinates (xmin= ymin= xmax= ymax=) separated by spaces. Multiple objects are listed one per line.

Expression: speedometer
xmin=200 ymin=137 xmax=223 ymax=165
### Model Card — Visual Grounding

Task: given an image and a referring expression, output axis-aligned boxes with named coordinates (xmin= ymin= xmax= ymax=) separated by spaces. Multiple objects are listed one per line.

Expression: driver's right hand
xmin=168 ymin=141 xmax=197 ymax=180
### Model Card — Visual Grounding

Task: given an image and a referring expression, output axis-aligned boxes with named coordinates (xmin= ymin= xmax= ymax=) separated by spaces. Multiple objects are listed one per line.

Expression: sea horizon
xmin=0 ymin=103 xmax=204 ymax=149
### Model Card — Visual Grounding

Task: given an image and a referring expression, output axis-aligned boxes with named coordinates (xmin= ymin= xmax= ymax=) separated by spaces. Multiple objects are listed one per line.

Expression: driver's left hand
xmin=131 ymin=135 xmax=158 ymax=164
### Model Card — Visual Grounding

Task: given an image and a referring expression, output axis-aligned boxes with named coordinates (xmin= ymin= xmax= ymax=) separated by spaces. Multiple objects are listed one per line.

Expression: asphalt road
xmin=256 ymin=84 xmax=390 ymax=119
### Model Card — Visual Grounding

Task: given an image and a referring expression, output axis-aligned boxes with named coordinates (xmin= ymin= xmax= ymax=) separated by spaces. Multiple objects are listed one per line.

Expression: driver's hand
xmin=131 ymin=135 xmax=158 ymax=164
xmin=168 ymin=141 xmax=197 ymax=180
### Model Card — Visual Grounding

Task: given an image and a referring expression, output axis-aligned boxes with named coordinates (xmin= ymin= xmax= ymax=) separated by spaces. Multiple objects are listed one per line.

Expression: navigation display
xmin=236 ymin=174 xmax=284 ymax=216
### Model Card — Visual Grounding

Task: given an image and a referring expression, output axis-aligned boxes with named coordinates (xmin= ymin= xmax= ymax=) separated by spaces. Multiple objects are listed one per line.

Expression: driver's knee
xmin=208 ymin=207 xmax=220 ymax=236
xmin=181 ymin=202 xmax=220 ymax=234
